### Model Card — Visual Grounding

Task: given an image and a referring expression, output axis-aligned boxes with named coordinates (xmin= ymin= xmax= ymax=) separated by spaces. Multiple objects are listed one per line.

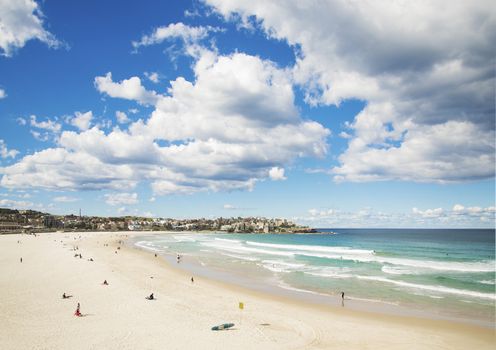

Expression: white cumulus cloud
xmin=70 ymin=111 xmax=93 ymax=131
xmin=132 ymin=22 xmax=216 ymax=49
xmin=53 ymin=196 xmax=79 ymax=203
xmin=0 ymin=198 xmax=34 ymax=209
xmin=104 ymin=192 xmax=139 ymax=206
xmin=94 ymin=72 xmax=160 ymax=106
xmin=30 ymin=115 xmax=61 ymax=133
xmin=144 ymin=72 xmax=160 ymax=83
xmin=206 ymin=0 xmax=496 ymax=183
xmin=1 ymin=46 xmax=329 ymax=195
xmin=115 ymin=111 xmax=130 ymax=124
xmin=0 ymin=0 xmax=61 ymax=57
xmin=269 ymin=167 xmax=286 ymax=181
xmin=0 ymin=139 xmax=18 ymax=159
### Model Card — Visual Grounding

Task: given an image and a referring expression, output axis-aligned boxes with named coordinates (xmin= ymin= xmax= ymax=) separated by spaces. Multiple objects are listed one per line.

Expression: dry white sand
xmin=0 ymin=231 xmax=494 ymax=350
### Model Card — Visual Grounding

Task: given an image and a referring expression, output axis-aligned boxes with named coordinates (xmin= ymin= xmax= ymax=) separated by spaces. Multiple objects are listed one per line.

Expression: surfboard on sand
xmin=211 ymin=323 xmax=235 ymax=331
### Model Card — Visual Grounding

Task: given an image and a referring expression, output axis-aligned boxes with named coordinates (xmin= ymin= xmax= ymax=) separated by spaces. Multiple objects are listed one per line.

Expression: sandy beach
xmin=0 ymin=231 xmax=494 ymax=350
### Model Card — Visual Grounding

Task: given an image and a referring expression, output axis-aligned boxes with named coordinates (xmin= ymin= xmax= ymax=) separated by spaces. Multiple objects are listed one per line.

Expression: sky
xmin=0 ymin=0 xmax=494 ymax=228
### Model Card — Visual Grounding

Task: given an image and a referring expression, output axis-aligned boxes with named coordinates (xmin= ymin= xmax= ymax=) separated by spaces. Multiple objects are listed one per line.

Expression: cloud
xmin=30 ymin=130 xmax=49 ymax=142
xmin=206 ymin=0 xmax=496 ymax=183
xmin=0 ymin=198 xmax=34 ymax=209
xmin=132 ymin=22 xmax=216 ymax=49
xmin=269 ymin=167 xmax=286 ymax=181
xmin=53 ymin=196 xmax=79 ymax=203
xmin=1 ymin=38 xmax=329 ymax=195
xmin=115 ymin=111 xmax=130 ymax=124
xmin=70 ymin=111 xmax=93 ymax=131
xmin=296 ymin=204 xmax=495 ymax=228
xmin=412 ymin=207 xmax=444 ymax=218
xmin=27 ymin=115 xmax=62 ymax=142
xmin=30 ymin=115 xmax=61 ymax=133
xmin=94 ymin=72 xmax=160 ymax=106
xmin=450 ymin=204 xmax=495 ymax=217
xmin=144 ymin=72 xmax=160 ymax=83
xmin=0 ymin=139 xmax=19 ymax=159
xmin=0 ymin=147 xmax=138 ymax=191
xmin=223 ymin=204 xmax=236 ymax=209
xmin=0 ymin=88 xmax=6 ymax=99
xmin=104 ymin=192 xmax=139 ymax=206
xmin=0 ymin=0 xmax=61 ymax=57
xmin=333 ymin=120 xmax=495 ymax=183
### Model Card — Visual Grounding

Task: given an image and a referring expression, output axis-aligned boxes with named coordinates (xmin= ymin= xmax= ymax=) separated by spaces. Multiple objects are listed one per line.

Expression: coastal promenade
xmin=0 ymin=231 xmax=493 ymax=349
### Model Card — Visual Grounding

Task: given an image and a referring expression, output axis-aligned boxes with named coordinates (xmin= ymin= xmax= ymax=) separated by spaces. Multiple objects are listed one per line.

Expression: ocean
xmin=131 ymin=229 xmax=495 ymax=326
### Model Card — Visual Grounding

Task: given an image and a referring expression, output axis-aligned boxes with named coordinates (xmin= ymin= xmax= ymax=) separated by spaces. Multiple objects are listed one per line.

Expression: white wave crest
xmin=172 ymin=235 xmax=196 ymax=242
xmin=479 ymin=280 xmax=496 ymax=285
xmin=381 ymin=265 xmax=419 ymax=275
xmin=246 ymin=241 xmax=373 ymax=255
xmin=215 ymin=237 xmax=241 ymax=243
xmin=201 ymin=241 xmax=294 ymax=257
xmin=221 ymin=253 xmax=259 ymax=262
xmin=134 ymin=241 xmax=167 ymax=252
xmin=260 ymin=260 xmax=306 ymax=273
xmin=246 ymin=241 xmax=494 ymax=273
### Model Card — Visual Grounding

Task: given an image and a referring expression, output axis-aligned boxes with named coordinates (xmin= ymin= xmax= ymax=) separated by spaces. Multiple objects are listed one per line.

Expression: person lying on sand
xmin=62 ymin=293 xmax=73 ymax=299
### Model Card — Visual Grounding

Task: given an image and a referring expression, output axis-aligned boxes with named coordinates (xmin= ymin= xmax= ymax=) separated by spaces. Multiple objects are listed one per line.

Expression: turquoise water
xmin=132 ymin=229 xmax=495 ymax=325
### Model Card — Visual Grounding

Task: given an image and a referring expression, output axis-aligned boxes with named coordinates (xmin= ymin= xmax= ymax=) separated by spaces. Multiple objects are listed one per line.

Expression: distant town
xmin=0 ymin=208 xmax=316 ymax=234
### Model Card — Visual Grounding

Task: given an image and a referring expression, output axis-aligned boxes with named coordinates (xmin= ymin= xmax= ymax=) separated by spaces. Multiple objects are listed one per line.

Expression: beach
xmin=0 ymin=231 xmax=494 ymax=350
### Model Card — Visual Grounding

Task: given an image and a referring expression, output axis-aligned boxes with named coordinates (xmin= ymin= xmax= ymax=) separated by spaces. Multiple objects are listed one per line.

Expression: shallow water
xmin=132 ymin=229 xmax=495 ymax=326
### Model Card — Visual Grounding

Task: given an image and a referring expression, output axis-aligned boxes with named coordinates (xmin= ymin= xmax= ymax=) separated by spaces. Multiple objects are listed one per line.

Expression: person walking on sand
xmin=191 ymin=277 xmax=194 ymax=283
xmin=20 ymin=257 xmax=22 ymax=263
xmin=341 ymin=291 xmax=345 ymax=300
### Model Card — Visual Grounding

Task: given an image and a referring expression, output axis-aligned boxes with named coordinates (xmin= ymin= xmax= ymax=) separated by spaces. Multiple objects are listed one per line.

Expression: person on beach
xmin=341 ymin=291 xmax=345 ymax=300
xmin=191 ymin=277 xmax=194 ymax=283
xmin=20 ymin=257 xmax=22 ymax=263
xmin=75 ymin=303 xmax=81 ymax=317
xmin=146 ymin=293 xmax=154 ymax=300
xmin=103 ymin=280 xmax=108 ymax=285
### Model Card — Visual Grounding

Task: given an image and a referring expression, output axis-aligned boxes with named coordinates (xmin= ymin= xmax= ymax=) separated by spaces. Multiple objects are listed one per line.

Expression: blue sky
xmin=0 ymin=0 xmax=494 ymax=228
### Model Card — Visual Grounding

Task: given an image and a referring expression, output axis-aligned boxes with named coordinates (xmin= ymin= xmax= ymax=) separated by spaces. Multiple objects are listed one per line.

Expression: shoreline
xmin=131 ymin=232 xmax=495 ymax=329
xmin=1 ymin=231 xmax=494 ymax=349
